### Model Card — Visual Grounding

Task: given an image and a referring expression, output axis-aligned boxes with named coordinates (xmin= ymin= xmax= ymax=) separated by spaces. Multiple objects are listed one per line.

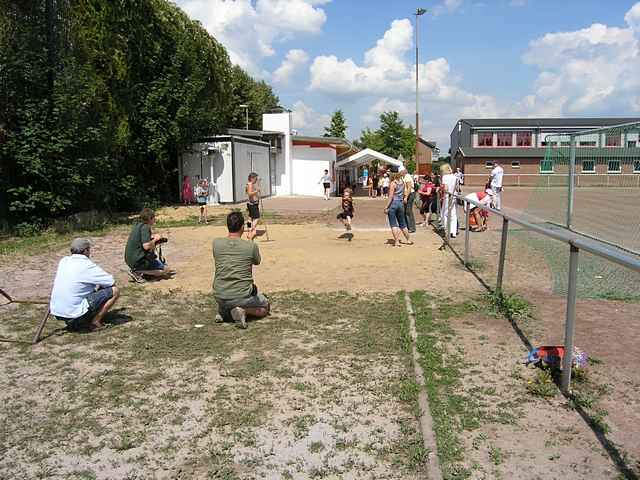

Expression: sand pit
xmin=148 ymin=223 xmax=483 ymax=295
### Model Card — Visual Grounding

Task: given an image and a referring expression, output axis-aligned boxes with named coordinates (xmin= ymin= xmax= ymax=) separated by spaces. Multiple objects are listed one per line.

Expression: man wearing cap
xmin=50 ymin=238 xmax=120 ymax=331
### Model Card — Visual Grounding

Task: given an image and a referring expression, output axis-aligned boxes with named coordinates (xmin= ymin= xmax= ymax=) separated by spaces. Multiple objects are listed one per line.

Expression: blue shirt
xmin=50 ymin=255 xmax=114 ymax=319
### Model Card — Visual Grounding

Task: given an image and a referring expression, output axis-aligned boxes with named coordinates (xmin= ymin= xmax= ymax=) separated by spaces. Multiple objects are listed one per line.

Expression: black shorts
xmin=337 ymin=210 xmax=353 ymax=220
xmin=323 ymin=182 xmax=330 ymax=189
xmin=247 ymin=202 xmax=260 ymax=219
xmin=383 ymin=187 xmax=389 ymax=195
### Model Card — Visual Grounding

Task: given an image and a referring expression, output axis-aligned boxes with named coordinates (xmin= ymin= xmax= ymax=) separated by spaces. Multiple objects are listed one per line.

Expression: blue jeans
xmin=388 ymin=202 xmax=407 ymax=229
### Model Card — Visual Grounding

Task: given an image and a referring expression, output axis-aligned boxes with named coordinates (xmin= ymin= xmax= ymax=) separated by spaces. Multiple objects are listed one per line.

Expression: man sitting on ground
xmin=50 ymin=238 xmax=120 ymax=331
xmin=124 ymin=207 xmax=174 ymax=281
xmin=213 ymin=211 xmax=270 ymax=329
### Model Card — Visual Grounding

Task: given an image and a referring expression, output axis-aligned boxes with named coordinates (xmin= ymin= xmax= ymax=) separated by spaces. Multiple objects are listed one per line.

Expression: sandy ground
xmin=1 ymin=196 xmax=639 ymax=478
xmin=147 ymin=223 xmax=484 ymax=295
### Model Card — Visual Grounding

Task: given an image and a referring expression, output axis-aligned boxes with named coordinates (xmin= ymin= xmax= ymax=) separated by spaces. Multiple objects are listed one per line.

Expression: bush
xmin=14 ymin=222 xmax=42 ymax=237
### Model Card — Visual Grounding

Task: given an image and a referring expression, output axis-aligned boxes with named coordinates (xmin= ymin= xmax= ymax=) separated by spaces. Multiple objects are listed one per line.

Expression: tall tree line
xmin=0 ymin=0 xmax=279 ymax=229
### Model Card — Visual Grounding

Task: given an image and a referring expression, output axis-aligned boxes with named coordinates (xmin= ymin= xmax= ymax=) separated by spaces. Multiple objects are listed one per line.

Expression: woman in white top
xmin=440 ymin=164 xmax=459 ymax=238
xmin=318 ymin=170 xmax=331 ymax=200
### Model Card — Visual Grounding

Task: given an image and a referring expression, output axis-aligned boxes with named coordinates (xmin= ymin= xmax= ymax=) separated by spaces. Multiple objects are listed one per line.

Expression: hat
xmin=70 ymin=238 xmax=91 ymax=254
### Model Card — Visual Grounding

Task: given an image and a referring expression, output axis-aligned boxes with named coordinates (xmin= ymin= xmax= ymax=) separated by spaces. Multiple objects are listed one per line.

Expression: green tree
xmin=0 ymin=0 xmax=256 ymax=228
xmin=323 ymin=109 xmax=347 ymax=138
xmin=229 ymin=65 xmax=279 ymax=130
xmin=355 ymin=111 xmax=415 ymax=162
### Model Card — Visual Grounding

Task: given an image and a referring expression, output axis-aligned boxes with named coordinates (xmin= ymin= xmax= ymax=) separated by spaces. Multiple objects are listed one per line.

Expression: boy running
xmin=336 ymin=188 xmax=354 ymax=231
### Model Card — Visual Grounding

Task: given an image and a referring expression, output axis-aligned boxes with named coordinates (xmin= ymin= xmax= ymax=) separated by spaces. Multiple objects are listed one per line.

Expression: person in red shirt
xmin=418 ymin=175 xmax=437 ymax=226
xmin=464 ymin=188 xmax=496 ymax=232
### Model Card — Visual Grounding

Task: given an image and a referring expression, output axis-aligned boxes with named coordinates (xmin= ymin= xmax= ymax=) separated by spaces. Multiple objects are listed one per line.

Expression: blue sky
xmin=176 ymin=0 xmax=640 ymax=152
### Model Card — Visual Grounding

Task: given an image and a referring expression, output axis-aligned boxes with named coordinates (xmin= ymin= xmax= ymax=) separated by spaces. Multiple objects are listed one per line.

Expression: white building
xmin=180 ymin=111 xmax=357 ymax=203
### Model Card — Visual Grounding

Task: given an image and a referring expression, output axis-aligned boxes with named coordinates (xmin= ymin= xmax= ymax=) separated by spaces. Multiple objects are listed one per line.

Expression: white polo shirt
xmin=50 ymin=254 xmax=114 ymax=319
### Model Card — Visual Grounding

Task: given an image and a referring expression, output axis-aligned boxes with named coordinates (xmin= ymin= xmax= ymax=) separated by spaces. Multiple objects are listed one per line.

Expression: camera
xmin=156 ymin=237 xmax=168 ymax=244
xmin=246 ymin=222 xmax=252 ymax=229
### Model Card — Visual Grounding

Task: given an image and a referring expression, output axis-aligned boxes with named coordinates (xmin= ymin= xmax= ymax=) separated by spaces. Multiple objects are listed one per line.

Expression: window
xmin=579 ymin=141 xmax=596 ymax=147
xmin=516 ymin=132 xmax=532 ymax=147
xmin=634 ymin=160 xmax=640 ymax=173
xmin=540 ymin=159 xmax=553 ymax=173
xmin=582 ymin=160 xmax=595 ymax=173
xmin=628 ymin=140 xmax=637 ymax=148
xmin=485 ymin=160 xmax=495 ymax=169
xmin=478 ymin=132 xmax=493 ymax=147
xmin=497 ymin=132 xmax=513 ymax=147
xmin=605 ymin=134 xmax=621 ymax=147
xmin=608 ymin=160 xmax=621 ymax=172
xmin=511 ymin=161 xmax=521 ymax=169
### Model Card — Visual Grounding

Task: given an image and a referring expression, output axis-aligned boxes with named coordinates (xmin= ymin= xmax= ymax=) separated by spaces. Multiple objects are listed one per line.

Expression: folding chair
xmin=0 ymin=288 xmax=51 ymax=344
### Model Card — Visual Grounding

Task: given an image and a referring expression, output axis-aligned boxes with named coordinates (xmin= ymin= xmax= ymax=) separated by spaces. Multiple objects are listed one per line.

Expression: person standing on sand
xmin=182 ymin=176 xmax=194 ymax=205
xmin=246 ymin=172 xmax=261 ymax=236
xmin=319 ymin=169 xmax=332 ymax=200
xmin=384 ymin=173 xmax=413 ymax=247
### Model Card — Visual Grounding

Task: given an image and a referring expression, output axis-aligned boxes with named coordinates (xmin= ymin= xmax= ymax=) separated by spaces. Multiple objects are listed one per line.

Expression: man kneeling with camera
xmin=125 ymin=207 xmax=175 ymax=282
xmin=213 ymin=211 xmax=270 ymax=329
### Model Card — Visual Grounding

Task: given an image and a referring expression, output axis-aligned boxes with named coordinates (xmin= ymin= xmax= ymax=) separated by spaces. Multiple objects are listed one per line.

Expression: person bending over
xmin=213 ymin=211 xmax=270 ymax=329
xmin=125 ymin=208 xmax=174 ymax=281
xmin=464 ymin=188 xmax=495 ymax=232
xmin=50 ymin=238 xmax=120 ymax=331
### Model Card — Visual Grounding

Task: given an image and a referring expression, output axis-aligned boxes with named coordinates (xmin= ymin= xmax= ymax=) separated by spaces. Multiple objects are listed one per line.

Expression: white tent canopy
xmin=336 ymin=148 xmax=404 ymax=169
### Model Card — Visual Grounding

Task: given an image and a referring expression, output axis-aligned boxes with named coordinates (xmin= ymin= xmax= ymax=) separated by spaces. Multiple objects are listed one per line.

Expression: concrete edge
xmin=404 ymin=292 xmax=444 ymax=480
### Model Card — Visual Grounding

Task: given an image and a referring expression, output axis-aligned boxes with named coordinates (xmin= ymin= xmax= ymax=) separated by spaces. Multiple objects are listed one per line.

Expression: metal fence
xmin=442 ymin=191 xmax=640 ymax=394
xmin=531 ymin=121 xmax=640 ymax=255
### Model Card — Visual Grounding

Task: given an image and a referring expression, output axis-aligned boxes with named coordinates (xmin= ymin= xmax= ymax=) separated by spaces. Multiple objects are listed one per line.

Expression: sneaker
xmin=230 ymin=307 xmax=247 ymax=329
xmin=215 ymin=313 xmax=224 ymax=323
xmin=127 ymin=270 xmax=145 ymax=283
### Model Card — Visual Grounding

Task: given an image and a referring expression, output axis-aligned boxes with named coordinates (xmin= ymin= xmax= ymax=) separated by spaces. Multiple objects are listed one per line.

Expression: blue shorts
xmin=388 ymin=202 xmax=407 ymax=229
xmin=134 ymin=257 xmax=165 ymax=271
xmin=56 ymin=287 xmax=114 ymax=330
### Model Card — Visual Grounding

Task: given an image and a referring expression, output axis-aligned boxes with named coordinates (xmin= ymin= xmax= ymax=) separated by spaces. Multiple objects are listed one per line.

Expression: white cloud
xmin=273 ymin=49 xmax=310 ymax=85
xmin=433 ymin=0 xmax=463 ymax=16
xmin=291 ymin=100 xmax=331 ymax=136
xmin=177 ymin=0 xmax=328 ymax=75
xmin=521 ymin=3 xmax=640 ymax=115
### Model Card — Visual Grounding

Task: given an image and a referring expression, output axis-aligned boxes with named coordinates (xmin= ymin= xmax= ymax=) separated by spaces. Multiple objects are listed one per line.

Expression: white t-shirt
xmin=382 ymin=177 xmax=390 ymax=188
xmin=490 ymin=165 xmax=504 ymax=189
xmin=320 ymin=174 xmax=331 ymax=184
xmin=50 ymin=255 xmax=114 ymax=319
xmin=442 ymin=173 xmax=458 ymax=194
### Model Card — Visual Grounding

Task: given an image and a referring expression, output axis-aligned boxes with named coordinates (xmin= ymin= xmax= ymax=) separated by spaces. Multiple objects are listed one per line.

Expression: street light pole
xmin=239 ymin=104 xmax=249 ymax=130
xmin=414 ymin=8 xmax=426 ymax=172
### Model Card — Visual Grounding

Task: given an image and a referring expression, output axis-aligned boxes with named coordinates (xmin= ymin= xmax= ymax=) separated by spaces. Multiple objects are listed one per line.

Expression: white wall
xmin=263 ymin=113 xmax=293 ymax=195
xmin=291 ymin=145 xmax=336 ymax=196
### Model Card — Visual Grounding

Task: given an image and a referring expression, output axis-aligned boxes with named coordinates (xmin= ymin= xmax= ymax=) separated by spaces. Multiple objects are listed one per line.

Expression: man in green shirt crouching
xmin=213 ymin=211 xmax=270 ymax=329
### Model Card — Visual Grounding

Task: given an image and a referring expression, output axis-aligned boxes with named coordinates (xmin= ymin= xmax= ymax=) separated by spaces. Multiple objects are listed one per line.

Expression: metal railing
xmin=441 ymin=192 xmax=640 ymax=394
